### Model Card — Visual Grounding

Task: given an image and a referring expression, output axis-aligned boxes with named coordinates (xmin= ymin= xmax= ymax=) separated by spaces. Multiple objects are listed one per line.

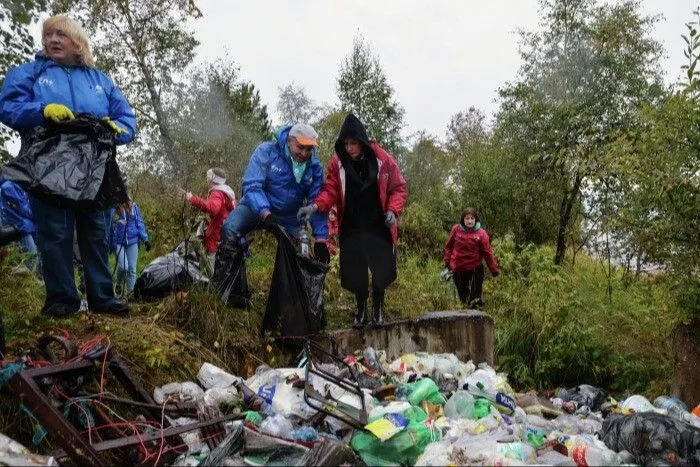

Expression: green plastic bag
xmin=397 ymin=378 xmax=445 ymax=406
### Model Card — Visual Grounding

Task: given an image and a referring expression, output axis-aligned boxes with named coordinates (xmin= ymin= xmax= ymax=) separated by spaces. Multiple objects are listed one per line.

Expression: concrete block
xmin=325 ymin=309 xmax=494 ymax=366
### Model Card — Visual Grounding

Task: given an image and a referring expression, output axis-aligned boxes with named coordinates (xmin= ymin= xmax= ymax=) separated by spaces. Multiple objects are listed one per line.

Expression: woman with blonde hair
xmin=0 ymin=15 xmax=137 ymax=317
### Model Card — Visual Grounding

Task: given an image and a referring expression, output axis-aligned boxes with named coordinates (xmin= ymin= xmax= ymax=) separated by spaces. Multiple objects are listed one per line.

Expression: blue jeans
xmin=115 ymin=243 xmax=139 ymax=291
xmin=221 ymin=204 xmax=301 ymax=241
xmin=30 ymin=196 xmax=118 ymax=314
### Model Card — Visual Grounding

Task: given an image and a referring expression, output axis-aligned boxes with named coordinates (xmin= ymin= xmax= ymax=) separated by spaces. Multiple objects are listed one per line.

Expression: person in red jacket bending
xmin=443 ymin=208 xmax=500 ymax=308
xmin=297 ymin=113 xmax=408 ymax=329
xmin=183 ymin=168 xmax=236 ymax=271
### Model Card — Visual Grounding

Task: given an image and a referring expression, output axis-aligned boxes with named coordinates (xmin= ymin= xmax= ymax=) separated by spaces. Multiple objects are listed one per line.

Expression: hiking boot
xmin=353 ymin=297 xmax=368 ymax=330
xmin=92 ymin=301 xmax=130 ymax=316
xmin=43 ymin=304 xmax=79 ymax=318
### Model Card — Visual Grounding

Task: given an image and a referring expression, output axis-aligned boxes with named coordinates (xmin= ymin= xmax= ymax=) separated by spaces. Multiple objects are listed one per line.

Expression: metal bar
xmin=7 ymin=371 xmax=105 ymax=466
xmin=50 ymin=413 xmax=243 ymax=459
xmin=21 ymin=358 xmax=94 ymax=379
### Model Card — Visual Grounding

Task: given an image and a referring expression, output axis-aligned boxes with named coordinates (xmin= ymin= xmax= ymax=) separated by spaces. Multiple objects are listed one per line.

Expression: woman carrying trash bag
xmin=297 ymin=114 xmax=408 ymax=329
xmin=0 ymin=15 xmax=136 ymax=317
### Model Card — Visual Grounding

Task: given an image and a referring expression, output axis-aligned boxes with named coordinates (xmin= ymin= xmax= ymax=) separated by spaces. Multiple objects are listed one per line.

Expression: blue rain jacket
xmin=0 ymin=179 xmax=35 ymax=234
xmin=240 ymin=126 xmax=328 ymax=239
xmin=0 ymin=52 xmax=136 ymax=145
xmin=111 ymin=202 xmax=149 ymax=250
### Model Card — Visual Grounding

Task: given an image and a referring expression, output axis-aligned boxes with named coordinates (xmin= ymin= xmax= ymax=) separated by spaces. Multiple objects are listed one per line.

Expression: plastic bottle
xmin=462 ymin=382 xmax=516 ymax=414
xmin=654 ymin=396 xmax=699 ymax=426
xmin=570 ymin=443 xmax=621 ymax=466
xmin=299 ymin=229 xmax=310 ymax=257
xmin=233 ymin=380 xmax=273 ymax=415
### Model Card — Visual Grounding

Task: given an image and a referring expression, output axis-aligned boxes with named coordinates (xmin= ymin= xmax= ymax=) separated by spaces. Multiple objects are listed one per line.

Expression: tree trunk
xmin=554 ymin=175 xmax=583 ymax=265
xmin=671 ymin=316 xmax=700 ymax=407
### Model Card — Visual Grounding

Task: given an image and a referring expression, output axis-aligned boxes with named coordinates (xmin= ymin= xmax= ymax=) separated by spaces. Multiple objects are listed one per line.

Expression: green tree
xmin=312 ymin=105 xmax=345 ymax=166
xmin=497 ymin=0 xmax=663 ymax=264
xmin=276 ymin=82 xmax=318 ymax=126
xmin=336 ymin=35 xmax=405 ymax=154
xmin=52 ymin=0 xmax=202 ymax=171
xmin=0 ymin=0 xmax=47 ymax=162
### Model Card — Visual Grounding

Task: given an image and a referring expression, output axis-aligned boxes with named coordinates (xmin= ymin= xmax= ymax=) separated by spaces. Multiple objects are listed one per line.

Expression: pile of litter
xmin=1 ymin=339 xmax=699 ymax=466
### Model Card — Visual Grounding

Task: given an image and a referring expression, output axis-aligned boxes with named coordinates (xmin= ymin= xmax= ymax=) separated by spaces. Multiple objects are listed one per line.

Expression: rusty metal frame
xmin=5 ymin=349 xmax=237 ymax=466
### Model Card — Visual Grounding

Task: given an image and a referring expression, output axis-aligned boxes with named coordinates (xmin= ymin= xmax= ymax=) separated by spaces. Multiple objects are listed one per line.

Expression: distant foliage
xmin=336 ymin=35 xmax=405 ymax=154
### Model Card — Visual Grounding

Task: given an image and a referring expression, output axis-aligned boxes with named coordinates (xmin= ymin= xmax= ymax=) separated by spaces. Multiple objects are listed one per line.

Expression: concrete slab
xmin=326 ymin=309 xmax=494 ymax=366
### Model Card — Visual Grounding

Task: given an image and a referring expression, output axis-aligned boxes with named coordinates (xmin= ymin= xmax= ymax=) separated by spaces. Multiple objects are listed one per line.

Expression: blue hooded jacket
xmin=0 ymin=179 xmax=35 ymax=235
xmin=240 ymin=126 xmax=328 ymax=238
xmin=0 ymin=52 xmax=136 ymax=145
xmin=110 ymin=202 xmax=149 ymax=250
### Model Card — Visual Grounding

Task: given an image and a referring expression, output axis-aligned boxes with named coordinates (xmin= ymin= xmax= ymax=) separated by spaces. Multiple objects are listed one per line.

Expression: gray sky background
xmin=193 ymin=0 xmax=696 ymax=140
xmin=4 ymin=0 xmax=696 ymax=156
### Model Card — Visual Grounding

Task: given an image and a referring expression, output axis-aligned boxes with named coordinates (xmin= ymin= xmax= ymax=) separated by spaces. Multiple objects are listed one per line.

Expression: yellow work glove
xmin=43 ymin=103 xmax=75 ymax=122
xmin=102 ymin=117 xmax=128 ymax=135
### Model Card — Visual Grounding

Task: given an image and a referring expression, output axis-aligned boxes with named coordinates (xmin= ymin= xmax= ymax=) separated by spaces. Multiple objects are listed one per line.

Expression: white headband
xmin=206 ymin=169 xmax=226 ymax=185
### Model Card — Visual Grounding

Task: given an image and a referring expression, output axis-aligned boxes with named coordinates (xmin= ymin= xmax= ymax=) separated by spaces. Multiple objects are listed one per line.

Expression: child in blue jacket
xmin=111 ymin=198 xmax=150 ymax=294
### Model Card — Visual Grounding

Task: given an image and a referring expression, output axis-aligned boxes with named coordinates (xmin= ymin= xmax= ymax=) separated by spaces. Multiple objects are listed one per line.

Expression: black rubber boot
xmin=352 ymin=296 xmax=368 ymax=330
xmin=0 ymin=225 xmax=20 ymax=248
xmin=371 ymin=288 xmax=385 ymax=327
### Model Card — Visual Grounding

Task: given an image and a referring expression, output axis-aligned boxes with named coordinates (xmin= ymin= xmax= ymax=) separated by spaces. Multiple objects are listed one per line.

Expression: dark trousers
xmin=30 ymin=196 xmax=117 ymax=314
xmin=453 ymin=265 xmax=484 ymax=307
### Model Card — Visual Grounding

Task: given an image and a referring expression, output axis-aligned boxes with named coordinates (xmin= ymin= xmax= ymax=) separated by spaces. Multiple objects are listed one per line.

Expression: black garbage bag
xmin=133 ymin=249 xmax=208 ymax=301
xmin=211 ymin=236 xmax=250 ymax=308
xmin=2 ymin=115 xmax=128 ymax=210
xmin=261 ymin=225 xmax=329 ymax=338
xmin=557 ymin=384 xmax=608 ymax=411
xmin=599 ymin=412 xmax=700 ymax=465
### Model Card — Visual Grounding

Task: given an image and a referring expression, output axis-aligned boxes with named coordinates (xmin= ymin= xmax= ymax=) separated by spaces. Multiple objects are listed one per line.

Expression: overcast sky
xmin=193 ymin=0 xmax=695 ymax=140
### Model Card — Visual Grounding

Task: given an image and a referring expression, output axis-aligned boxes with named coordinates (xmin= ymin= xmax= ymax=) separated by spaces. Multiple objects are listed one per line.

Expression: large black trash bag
xmin=261 ymin=224 xmax=329 ymax=338
xmin=599 ymin=412 xmax=700 ymax=465
xmin=211 ymin=236 xmax=250 ymax=308
xmin=2 ymin=115 xmax=128 ymax=210
xmin=133 ymin=241 xmax=209 ymax=301
xmin=557 ymin=384 xmax=608 ymax=411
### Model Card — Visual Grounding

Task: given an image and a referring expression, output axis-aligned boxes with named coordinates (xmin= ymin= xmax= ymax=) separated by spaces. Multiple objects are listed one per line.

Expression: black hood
xmin=334 ymin=113 xmax=372 ymax=159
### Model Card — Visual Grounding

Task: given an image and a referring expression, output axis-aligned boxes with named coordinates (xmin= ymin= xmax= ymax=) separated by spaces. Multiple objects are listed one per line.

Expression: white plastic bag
xmin=260 ymin=413 xmax=295 ymax=439
xmin=197 ymin=362 xmax=240 ymax=389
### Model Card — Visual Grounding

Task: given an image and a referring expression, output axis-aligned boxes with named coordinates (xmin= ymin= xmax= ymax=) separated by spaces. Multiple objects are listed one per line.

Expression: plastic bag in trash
xmin=261 ymin=224 xmax=328 ymax=338
xmin=197 ymin=362 xmax=240 ymax=389
xmin=2 ymin=115 xmax=128 ymax=210
xmin=260 ymin=413 xmax=295 ymax=439
xmin=556 ymin=384 xmax=608 ymax=412
xmin=203 ymin=387 xmax=238 ymax=409
xmin=599 ymin=412 xmax=700 ymax=465
xmin=133 ymin=251 xmax=208 ymax=301
xmin=444 ymin=390 xmax=475 ymax=420
xmin=153 ymin=381 xmax=204 ymax=404
xmin=210 ymin=235 xmax=250 ymax=308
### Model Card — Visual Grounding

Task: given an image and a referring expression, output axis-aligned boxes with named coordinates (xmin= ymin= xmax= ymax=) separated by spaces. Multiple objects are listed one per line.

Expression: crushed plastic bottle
xmin=299 ymin=229 xmax=310 ymax=258
xmin=654 ymin=395 xmax=700 ymax=427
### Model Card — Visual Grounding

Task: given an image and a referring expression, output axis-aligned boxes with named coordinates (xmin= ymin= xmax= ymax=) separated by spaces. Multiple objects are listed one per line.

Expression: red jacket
xmin=443 ymin=224 xmax=499 ymax=274
xmin=314 ymin=141 xmax=408 ymax=246
xmin=189 ymin=186 xmax=236 ymax=253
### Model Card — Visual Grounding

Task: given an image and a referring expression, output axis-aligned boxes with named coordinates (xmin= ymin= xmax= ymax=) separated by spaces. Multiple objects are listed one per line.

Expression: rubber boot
xmin=371 ymin=288 xmax=385 ymax=327
xmin=353 ymin=296 xmax=368 ymax=330
xmin=0 ymin=225 xmax=20 ymax=248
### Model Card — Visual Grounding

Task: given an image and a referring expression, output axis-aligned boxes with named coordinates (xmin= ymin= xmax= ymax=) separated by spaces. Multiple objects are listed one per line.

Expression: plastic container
xmin=299 ymin=230 xmax=310 ymax=257
xmin=462 ymin=382 xmax=516 ymax=414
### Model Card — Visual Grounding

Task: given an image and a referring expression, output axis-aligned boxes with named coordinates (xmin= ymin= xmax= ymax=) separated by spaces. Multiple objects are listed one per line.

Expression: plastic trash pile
xmin=4 ymin=346 xmax=698 ymax=466
xmin=140 ymin=347 xmax=700 ymax=466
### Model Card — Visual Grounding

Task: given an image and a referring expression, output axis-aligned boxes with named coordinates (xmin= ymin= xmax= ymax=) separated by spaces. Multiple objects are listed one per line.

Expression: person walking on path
xmin=443 ymin=207 xmax=500 ymax=308
xmin=297 ymin=113 xmax=408 ymax=329
xmin=183 ymin=168 xmax=236 ymax=272
xmin=111 ymin=198 xmax=150 ymax=295
xmin=0 ymin=15 xmax=136 ymax=317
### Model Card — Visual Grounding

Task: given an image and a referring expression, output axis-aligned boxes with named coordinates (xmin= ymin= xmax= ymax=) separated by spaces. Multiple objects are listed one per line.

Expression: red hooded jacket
xmin=443 ymin=224 xmax=499 ymax=274
xmin=314 ymin=141 xmax=407 ymax=246
xmin=189 ymin=185 xmax=236 ymax=253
